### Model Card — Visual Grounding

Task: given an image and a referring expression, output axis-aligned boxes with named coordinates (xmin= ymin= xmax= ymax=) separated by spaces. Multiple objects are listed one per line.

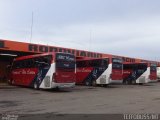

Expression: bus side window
xmin=79 ymin=61 xmax=83 ymax=67
xmin=21 ymin=60 xmax=26 ymax=68
xmin=43 ymin=55 xmax=51 ymax=64
xmin=27 ymin=59 xmax=31 ymax=68
xmin=12 ymin=61 xmax=17 ymax=69
xmin=16 ymin=61 xmax=21 ymax=69
xmin=30 ymin=59 xmax=35 ymax=67
xmin=47 ymin=55 xmax=52 ymax=64
xmin=96 ymin=60 xmax=100 ymax=67
xmin=88 ymin=61 xmax=91 ymax=67
xmin=23 ymin=60 xmax=27 ymax=68
xmin=26 ymin=59 xmax=31 ymax=68
xmin=34 ymin=57 xmax=41 ymax=67
xmin=85 ymin=61 xmax=88 ymax=67
xmin=93 ymin=60 xmax=98 ymax=67
xmin=27 ymin=59 xmax=34 ymax=68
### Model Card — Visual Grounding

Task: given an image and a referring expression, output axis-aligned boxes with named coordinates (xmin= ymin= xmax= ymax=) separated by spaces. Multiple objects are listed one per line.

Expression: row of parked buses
xmin=8 ymin=52 xmax=158 ymax=90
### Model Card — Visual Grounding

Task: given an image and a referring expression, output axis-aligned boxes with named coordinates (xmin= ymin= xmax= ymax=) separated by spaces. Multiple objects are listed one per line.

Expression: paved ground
xmin=0 ymin=82 xmax=160 ymax=116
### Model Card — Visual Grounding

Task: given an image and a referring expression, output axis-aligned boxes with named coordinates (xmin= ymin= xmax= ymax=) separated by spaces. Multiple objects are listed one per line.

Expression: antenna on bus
xmin=30 ymin=11 xmax=34 ymax=43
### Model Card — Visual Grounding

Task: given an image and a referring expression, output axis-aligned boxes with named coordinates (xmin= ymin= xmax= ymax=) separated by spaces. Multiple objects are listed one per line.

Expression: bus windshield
xmin=112 ymin=63 xmax=122 ymax=69
xmin=150 ymin=65 xmax=157 ymax=72
xmin=112 ymin=58 xmax=123 ymax=69
xmin=56 ymin=53 xmax=75 ymax=70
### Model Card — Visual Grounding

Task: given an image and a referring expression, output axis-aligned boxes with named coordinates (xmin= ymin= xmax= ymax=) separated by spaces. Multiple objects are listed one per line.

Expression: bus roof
xmin=14 ymin=52 xmax=74 ymax=61
xmin=14 ymin=52 xmax=54 ymax=61
xmin=76 ymin=57 xmax=109 ymax=61
xmin=123 ymin=62 xmax=148 ymax=65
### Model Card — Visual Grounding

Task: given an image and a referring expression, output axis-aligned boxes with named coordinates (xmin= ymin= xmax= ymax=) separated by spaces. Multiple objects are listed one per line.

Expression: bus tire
xmin=34 ymin=82 xmax=39 ymax=90
xmin=92 ymin=80 xmax=97 ymax=87
xmin=132 ymin=80 xmax=136 ymax=85
xmin=8 ymin=79 xmax=11 ymax=85
xmin=103 ymin=84 xmax=108 ymax=87
xmin=139 ymin=83 xmax=143 ymax=85
xmin=123 ymin=80 xmax=127 ymax=84
xmin=85 ymin=81 xmax=91 ymax=86
xmin=125 ymin=80 xmax=129 ymax=85
xmin=11 ymin=80 xmax=15 ymax=85
xmin=55 ymin=87 xmax=59 ymax=91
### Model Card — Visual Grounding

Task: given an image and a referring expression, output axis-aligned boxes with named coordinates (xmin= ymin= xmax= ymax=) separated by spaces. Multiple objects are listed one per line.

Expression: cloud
xmin=0 ymin=0 xmax=160 ymax=61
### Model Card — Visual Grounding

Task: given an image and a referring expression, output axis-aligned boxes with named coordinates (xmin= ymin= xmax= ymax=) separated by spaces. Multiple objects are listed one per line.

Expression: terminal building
xmin=0 ymin=39 xmax=160 ymax=83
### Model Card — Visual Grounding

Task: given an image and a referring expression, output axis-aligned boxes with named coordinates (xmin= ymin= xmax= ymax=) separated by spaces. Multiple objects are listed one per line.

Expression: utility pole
xmin=89 ymin=28 xmax=92 ymax=51
xmin=30 ymin=12 xmax=34 ymax=43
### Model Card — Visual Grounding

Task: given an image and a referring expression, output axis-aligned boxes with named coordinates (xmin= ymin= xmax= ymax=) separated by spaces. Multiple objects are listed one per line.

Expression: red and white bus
xmin=76 ymin=57 xmax=123 ymax=86
xmin=123 ymin=63 xmax=148 ymax=84
xmin=9 ymin=52 xmax=76 ymax=89
xmin=76 ymin=58 xmax=109 ymax=86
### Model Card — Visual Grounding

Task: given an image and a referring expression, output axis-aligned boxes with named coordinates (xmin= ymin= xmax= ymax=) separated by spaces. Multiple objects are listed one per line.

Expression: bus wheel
xmin=55 ymin=87 xmax=59 ymax=91
xmin=122 ymin=80 xmax=127 ymax=84
xmin=11 ymin=80 xmax=15 ymax=85
xmin=139 ymin=83 xmax=143 ymax=85
xmin=132 ymin=80 xmax=136 ymax=85
xmin=8 ymin=79 xmax=12 ymax=85
xmin=125 ymin=80 xmax=129 ymax=85
xmin=103 ymin=84 xmax=108 ymax=87
xmin=34 ymin=82 xmax=39 ymax=90
xmin=92 ymin=80 xmax=97 ymax=87
xmin=85 ymin=81 xmax=90 ymax=86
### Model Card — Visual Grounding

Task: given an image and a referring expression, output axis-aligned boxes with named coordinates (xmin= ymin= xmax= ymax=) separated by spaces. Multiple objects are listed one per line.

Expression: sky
xmin=0 ymin=0 xmax=160 ymax=61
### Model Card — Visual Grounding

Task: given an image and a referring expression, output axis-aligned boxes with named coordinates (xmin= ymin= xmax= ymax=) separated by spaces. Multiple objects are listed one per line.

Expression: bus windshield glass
xmin=112 ymin=58 xmax=123 ymax=69
xmin=150 ymin=64 xmax=157 ymax=72
xmin=56 ymin=53 xmax=75 ymax=69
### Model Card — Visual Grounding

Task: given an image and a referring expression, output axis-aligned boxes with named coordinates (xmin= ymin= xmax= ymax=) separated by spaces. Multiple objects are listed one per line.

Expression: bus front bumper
xmin=51 ymin=82 xmax=75 ymax=88
xmin=110 ymin=79 xmax=123 ymax=84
